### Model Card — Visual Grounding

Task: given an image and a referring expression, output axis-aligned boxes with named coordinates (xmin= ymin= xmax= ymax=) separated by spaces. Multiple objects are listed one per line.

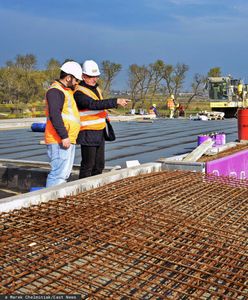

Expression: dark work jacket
xmin=74 ymin=81 xmax=118 ymax=146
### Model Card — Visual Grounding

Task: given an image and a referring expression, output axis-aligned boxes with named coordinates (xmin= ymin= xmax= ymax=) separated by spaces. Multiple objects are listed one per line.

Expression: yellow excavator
xmin=207 ymin=76 xmax=248 ymax=117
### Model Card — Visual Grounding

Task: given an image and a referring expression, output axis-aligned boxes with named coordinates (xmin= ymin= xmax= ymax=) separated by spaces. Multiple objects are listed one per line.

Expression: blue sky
xmin=0 ymin=0 xmax=248 ymax=90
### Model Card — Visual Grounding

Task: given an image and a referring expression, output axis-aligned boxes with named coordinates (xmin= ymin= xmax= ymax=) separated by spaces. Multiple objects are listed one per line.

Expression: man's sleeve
xmin=46 ymin=89 xmax=68 ymax=139
xmin=74 ymin=91 xmax=118 ymax=110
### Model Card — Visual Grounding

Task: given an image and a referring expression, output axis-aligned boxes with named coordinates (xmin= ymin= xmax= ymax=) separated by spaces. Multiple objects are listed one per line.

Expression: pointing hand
xmin=117 ymin=98 xmax=131 ymax=107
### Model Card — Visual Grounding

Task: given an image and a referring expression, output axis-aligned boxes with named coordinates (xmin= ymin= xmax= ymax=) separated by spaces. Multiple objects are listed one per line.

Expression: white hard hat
xmin=82 ymin=60 xmax=101 ymax=76
xmin=153 ymin=103 xmax=156 ymax=107
xmin=171 ymin=94 xmax=175 ymax=99
xmin=60 ymin=61 xmax=82 ymax=80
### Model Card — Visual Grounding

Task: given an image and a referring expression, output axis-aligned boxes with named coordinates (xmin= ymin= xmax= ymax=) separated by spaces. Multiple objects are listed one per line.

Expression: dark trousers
xmin=79 ymin=140 xmax=105 ymax=179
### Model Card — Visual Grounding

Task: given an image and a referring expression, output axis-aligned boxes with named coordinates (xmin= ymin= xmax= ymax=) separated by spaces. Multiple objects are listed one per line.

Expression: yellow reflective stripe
xmin=61 ymin=113 xmax=80 ymax=124
xmin=76 ymin=85 xmax=103 ymax=100
xmin=47 ymin=114 xmax=75 ymax=122
xmin=81 ymin=118 xmax=106 ymax=126
xmin=96 ymin=87 xmax=103 ymax=99
xmin=67 ymin=92 xmax=73 ymax=111
xmin=50 ymin=82 xmax=79 ymax=123
xmin=50 ymin=82 xmax=73 ymax=111
xmin=76 ymin=86 xmax=99 ymax=100
xmin=50 ymin=82 xmax=65 ymax=93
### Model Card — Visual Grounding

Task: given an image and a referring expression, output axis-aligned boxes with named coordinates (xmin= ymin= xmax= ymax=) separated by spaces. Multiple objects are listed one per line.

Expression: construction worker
xmin=178 ymin=104 xmax=185 ymax=117
xmin=167 ymin=94 xmax=176 ymax=118
xmin=237 ymin=81 xmax=243 ymax=100
xmin=45 ymin=61 xmax=82 ymax=187
xmin=148 ymin=104 xmax=159 ymax=117
xmin=74 ymin=60 xmax=130 ymax=179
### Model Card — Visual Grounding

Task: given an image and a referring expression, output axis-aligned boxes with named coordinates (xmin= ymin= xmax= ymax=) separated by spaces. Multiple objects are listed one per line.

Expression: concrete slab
xmin=0 ymin=162 xmax=162 ymax=213
xmin=0 ymin=118 xmax=238 ymax=167
xmin=0 ymin=115 xmax=148 ymax=130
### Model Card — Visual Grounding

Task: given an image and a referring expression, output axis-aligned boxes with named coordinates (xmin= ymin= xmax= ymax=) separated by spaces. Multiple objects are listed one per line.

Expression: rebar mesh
xmin=1 ymin=170 xmax=248 ymax=299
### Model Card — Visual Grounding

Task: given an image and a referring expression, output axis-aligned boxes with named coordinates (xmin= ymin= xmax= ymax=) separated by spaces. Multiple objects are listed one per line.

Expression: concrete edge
xmin=0 ymin=162 xmax=162 ymax=213
xmin=0 ymin=158 xmax=120 ymax=172
xmin=160 ymin=160 xmax=205 ymax=166
xmin=0 ymin=115 xmax=154 ymax=130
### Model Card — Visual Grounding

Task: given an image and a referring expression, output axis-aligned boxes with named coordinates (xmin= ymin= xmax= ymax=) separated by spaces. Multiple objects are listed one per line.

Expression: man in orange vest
xmin=167 ymin=94 xmax=176 ymax=118
xmin=45 ymin=61 xmax=82 ymax=187
xmin=74 ymin=60 xmax=130 ymax=179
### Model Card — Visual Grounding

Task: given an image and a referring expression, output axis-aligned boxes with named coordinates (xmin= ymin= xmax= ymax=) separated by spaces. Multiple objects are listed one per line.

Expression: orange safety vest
xmin=75 ymin=85 xmax=107 ymax=131
xmin=45 ymin=81 xmax=80 ymax=144
xmin=167 ymin=98 xmax=175 ymax=109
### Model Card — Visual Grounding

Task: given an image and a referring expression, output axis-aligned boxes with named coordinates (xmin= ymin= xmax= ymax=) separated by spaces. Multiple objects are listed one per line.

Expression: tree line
xmin=0 ymin=53 xmax=221 ymax=108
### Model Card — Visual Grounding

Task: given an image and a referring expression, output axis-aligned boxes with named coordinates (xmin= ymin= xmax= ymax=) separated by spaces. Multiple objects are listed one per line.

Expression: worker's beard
xmin=67 ymin=77 xmax=76 ymax=90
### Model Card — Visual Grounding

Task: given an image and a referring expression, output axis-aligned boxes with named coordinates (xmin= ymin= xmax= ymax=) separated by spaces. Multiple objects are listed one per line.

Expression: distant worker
xmin=243 ymin=90 xmax=248 ymax=105
xmin=227 ymin=84 xmax=234 ymax=101
xmin=178 ymin=104 xmax=185 ymax=117
xmin=237 ymin=81 xmax=243 ymax=100
xmin=74 ymin=60 xmax=130 ymax=179
xmin=149 ymin=103 xmax=159 ymax=117
xmin=167 ymin=94 xmax=176 ymax=118
xmin=45 ymin=61 xmax=82 ymax=187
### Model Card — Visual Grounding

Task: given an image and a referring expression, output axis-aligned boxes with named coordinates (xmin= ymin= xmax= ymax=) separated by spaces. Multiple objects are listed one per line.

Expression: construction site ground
xmin=0 ymin=118 xmax=238 ymax=167
xmin=1 ymin=170 xmax=247 ymax=299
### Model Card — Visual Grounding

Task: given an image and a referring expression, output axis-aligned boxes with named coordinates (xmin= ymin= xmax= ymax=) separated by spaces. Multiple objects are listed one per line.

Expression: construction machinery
xmin=207 ymin=75 xmax=248 ymax=117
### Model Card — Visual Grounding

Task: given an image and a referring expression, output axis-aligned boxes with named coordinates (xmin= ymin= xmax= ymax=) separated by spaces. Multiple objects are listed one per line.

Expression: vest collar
xmin=80 ymin=81 xmax=99 ymax=90
xmin=56 ymin=80 xmax=72 ymax=91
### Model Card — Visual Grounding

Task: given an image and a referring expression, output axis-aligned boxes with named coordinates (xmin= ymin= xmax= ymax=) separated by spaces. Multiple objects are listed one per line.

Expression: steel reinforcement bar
xmin=0 ymin=170 xmax=248 ymax=299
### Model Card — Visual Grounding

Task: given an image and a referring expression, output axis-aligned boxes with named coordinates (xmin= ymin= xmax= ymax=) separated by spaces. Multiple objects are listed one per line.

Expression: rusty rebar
xmin=1 ymin=170 xmax=248 ymax=299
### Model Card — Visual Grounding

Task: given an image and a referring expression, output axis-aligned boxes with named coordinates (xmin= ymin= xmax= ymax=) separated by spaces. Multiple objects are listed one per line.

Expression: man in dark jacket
xmin=74 ymin=60 xmax=129 ymax=179
xmin=45 ymin=61 xmax=82 ymax=187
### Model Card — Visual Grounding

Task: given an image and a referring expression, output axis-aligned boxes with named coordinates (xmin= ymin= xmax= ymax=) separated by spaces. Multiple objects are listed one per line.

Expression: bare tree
xmin=101 ymin=60 xmax=121 ymax=96
xmin=162 ymin=63 xmax=189 ymax=100
xmin=128 ymin=61 xmax=166 ymax=109
xmin=128 ymin=64 xmax=150 ymax=109
xmin=147 ymin=60 xmax=165 ymax=104
xmin=173 ymin=63 xmax=189 ymax=98
xmin=185 ymin=73 xmax=207 ymax=109
xmin=128 ymin=60 xmax=189 ymax=109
